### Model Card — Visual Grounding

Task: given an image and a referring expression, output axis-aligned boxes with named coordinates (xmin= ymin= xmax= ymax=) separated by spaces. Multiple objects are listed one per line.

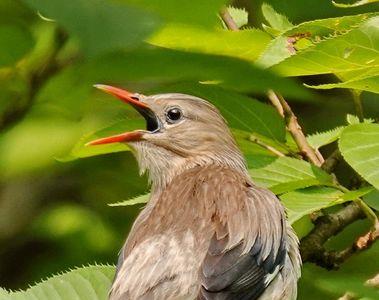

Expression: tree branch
xmin=321 ymin=149 xmax=342 ymax=173
xmin=300 ymin=202 xmax=365 ymax=269
xmin=0 ymin=28 xmax=68 ymax=132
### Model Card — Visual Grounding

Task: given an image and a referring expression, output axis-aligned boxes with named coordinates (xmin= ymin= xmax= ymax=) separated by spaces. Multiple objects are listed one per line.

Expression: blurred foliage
xmin=0 ymin=0 xmax=379 ymax=299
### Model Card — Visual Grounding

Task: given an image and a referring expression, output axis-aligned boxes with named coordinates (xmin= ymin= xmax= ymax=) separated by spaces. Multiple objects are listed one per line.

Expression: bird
xmin=88 ymin=84 xmax=302 ymax=300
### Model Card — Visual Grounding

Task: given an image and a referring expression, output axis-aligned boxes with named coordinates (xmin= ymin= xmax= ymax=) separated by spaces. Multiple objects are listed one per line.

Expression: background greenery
xmin=0 ymin=0 xmax=379 ymax=299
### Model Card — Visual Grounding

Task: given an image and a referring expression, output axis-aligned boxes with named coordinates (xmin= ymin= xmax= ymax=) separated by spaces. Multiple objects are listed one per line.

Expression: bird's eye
xmin=166 ymin=108 xmax=183 ymax=123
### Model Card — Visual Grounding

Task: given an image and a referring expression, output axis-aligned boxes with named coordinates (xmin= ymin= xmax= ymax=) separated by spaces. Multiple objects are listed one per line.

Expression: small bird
xmin=88 ymin=85 xmax=301 ymax=300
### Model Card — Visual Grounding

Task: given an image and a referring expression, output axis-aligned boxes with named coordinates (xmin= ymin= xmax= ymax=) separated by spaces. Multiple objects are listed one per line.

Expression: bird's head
xmin=88 ymin=85 xmax=246 ymax=188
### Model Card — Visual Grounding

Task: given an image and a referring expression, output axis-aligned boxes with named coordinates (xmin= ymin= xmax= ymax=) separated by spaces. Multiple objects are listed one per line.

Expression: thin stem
xmin=250 ymin=136 xmax=285 ymax=157
xmin=269 ymin=91 xmax=324 ymax=166
xmin=352 ymin=91 xmax=364 ymax=122
xmin=220 ymin=7 xmax=239 ymax=31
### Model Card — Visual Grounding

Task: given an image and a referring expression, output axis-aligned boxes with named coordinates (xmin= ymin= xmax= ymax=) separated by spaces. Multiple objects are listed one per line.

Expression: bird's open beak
xmin=86 ymin=84 xmax=160 ymax=146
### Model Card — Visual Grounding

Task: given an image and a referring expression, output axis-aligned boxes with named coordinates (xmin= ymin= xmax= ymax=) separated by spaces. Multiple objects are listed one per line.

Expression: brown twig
xmin=267 ymin=90 xmax=284 ymax=117
xmin=250 ymin=136 xmax=285 ymax=157
xmin=268 ymin=91 xmax=324 ymax=166
xmin=220 ymin=7 xmax=239 ymax=31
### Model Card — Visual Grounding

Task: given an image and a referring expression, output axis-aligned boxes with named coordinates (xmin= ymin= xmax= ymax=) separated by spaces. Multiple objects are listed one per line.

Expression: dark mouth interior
xmin=134 ymin=106 xmax=160 ymax=132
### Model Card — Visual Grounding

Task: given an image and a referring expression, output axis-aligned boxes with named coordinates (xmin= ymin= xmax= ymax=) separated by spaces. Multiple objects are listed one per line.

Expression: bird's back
xmin=110 ymin=164 xmax=300 ymax=300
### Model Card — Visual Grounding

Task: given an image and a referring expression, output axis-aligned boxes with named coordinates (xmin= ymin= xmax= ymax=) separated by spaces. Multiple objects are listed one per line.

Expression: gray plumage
xmin=90 ymin=90 xmax=301 ymax=300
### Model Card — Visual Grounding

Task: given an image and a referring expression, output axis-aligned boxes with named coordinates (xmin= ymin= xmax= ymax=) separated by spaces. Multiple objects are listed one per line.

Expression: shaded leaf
xmin=280 ymin=187 xmax=345 ymax=224
xmin=109 ymin=194 xmax=149 ymax=207
xmin=339 ymin=123 xmax=379 ymax=190
xmin=22 ymin=0 xmax=160 ymax=56
xmin=88 ymin=47 xmax=310 ymax=99
xmin=125 ymin=0 xmax=227 ymax=27
xmin=1 ymin=265 xmax=114 ymax=300
xmin=363 ymin=188 xmax=379 ymax=210
xmin=0 ymin=25 xmax=34 ymax=67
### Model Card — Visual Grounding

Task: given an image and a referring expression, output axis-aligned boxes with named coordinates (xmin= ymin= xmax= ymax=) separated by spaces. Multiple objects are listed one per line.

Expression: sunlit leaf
xmin=280 ymin=187 xmax=345 ymax=224
xmin=339 ymin=123 xmax=379 ymax=190
xmin=226 ymin=6 xmax=248 ymax=29
xmin=271 ymin=15 xmax=379 ymax=76
xmin=261 ymin=3 xmax=293 ymax=33
xmin=332 ymin=0 xmax=379 ymax=8
xmin=109 ymin=194 xmax=149 ymax=207
xmin=149 ymin=25 xmax=271 ymax=62
xmin=306 ymin=68 xmax=379 ymax=94
xmin=307 ymin=126 xmax=345 ymax=149
xmin=2 ymin=265 xmax=114 ymax=299
xmin=248 ymin=156 xmax=333 ymax=193
xmin=341 ymin=186 xmax=375 ymax=200
xmin=257 ymin=13 xmax=376 ymax=69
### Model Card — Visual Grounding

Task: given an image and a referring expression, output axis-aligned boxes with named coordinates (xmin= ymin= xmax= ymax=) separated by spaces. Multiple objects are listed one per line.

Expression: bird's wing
xmin=199 ymin=174 xmax=287 ymax=300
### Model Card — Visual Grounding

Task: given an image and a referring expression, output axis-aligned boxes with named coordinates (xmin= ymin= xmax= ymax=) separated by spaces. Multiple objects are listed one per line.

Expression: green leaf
xmin=363 ymin=188 xmax=379 ymax=210
xmin=341 ymin=186 xmax=375 ymax=200
xmin=339 ymin=123 xmax=379 ymax=190
xmin=21 ymin=0 xmax=160 ymax=56
xmin=125 ymin=0 xmax=227 ymax=27
xmin=346 ymin=113 xmax=374 ymax=124
xmin=109 ymin=194 xmax=149 ymax=207
xmin=332 ymin=0 xmax=379 ymax=8
xmin=88 ymin=47 xmax=310 ymax=99
xmin=59 ymin=121 xmax=144 ymax=161
xmin=271 ymin=14 xmax=379 ymax=76
xmin=149 ymin=25 xmax=271 ymax=63
xmin=261 ymin=3 xmax=293 ymax=32
xmin=0 ymin=25 xmax=34 ymax=67
xmin=248 ymin=156 xmax=333 ymax=193
xmin=307 ymin=126 xmax=345 ymax=149
xmin=257 ymin=13 xmax=372 ymax=68
xmin=305 ymin=68 xmax=379 ymax=94
xmin=2 ymin=265 xmax=114 ymax=299
xmin=226 ymin=6 xmax=248 ymax=29
xmin=280 ymin=187 xmax=345 ymax=224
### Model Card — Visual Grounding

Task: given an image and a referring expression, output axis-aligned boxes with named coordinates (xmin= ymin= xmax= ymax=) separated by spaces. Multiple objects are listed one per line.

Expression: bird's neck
xmin=132 ymin=142 xmax=247 ymax=192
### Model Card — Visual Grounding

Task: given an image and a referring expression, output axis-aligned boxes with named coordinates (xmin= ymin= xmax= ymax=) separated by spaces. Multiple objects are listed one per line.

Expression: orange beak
xmin=86 ymin=84 xmax=159 ymax=146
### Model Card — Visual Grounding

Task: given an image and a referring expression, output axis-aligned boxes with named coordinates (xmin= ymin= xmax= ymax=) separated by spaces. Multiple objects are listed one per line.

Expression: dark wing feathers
xmin=199 ymin=178 xmax=287 ymax=300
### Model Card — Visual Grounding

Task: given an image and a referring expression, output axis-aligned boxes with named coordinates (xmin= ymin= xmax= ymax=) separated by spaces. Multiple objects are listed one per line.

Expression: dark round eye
xmin=166 ymin=108 xmax=182 ymax=123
